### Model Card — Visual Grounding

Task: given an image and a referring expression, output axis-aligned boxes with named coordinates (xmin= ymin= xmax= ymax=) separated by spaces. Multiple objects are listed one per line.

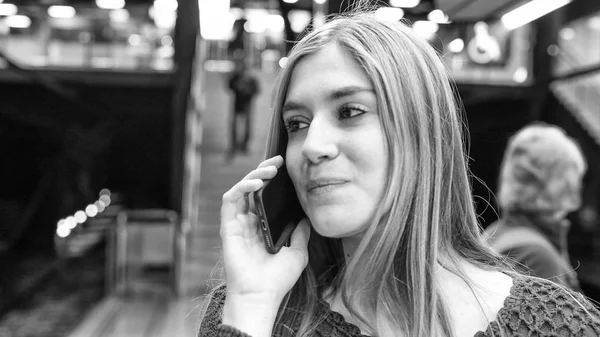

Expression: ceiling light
xmin=389 ymin=0 xmax=420 ymax=8
xmin=375 ymin=7 xmax=404 ymax=22
xmin=0 ymin=3 xmax=18 ymax=16
xmin=412 ymin=20 xmax=438 ymax=39
xmin=288 ymin=9 xmax=311 ymax=33
xmin=109 ymin=9 xmax=129 ymax=22
xmin=427 ymin=9 xmax=450 ymax=24
xmin=48 ymin=5 xmax=76 ymax=19
xmin=447 ymin=38 xmax=464 ymax=53
xmin=266 ymin=14 xmax=284 ymax=32
xmin=96 ymin=0 xmax=125 ymax=10
xmin=5 ymin=15 xmax=30 ymax=28
xmin=283 ymin=0 xmax=298 ymax=3
xmin=199 ymin=0 xmax=232 ymax=40
xmin=501 ymin=0 xmax=572 ymax=30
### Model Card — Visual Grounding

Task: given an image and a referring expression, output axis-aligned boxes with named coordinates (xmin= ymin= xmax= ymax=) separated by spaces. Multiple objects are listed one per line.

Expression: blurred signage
xmin=466 ymin=22 xmax=503 ymax=65
xmin=439 ymin=21 xmax=532 ymax=85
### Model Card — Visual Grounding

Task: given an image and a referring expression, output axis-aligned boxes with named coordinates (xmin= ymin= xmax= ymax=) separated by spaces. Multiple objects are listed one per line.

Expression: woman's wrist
xmin=222 ymin=292 xmax=282 ymax=337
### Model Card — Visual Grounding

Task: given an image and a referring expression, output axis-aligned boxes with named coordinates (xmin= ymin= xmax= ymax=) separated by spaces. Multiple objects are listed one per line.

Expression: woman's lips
xmin=306 ymin=179 xmax=348 ymax=194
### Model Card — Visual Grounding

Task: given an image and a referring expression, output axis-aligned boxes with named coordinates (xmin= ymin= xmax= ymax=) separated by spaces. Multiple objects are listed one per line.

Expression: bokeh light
xmin=75 ymin=210 xmax=87 ymax=224
xmin=85 ymin=204 xmax=99 ymax=217
xmin=65 ymin=216 xmax=77 ymax=229
xmin=56 ymin=226 xmax=71 ymax=238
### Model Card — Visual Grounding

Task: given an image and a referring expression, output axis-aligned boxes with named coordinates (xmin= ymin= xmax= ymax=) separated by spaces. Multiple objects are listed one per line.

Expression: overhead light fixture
xmin=283 ymin=0 xmax=298 ymax=3
xmin=199 ymin=0 xmax=232 ymax=40
xmin=266 ymin=14 xmax=285 ymax=32
xmin=389 ymin=0 xmax=420 ymax=8
xmin=0 ymin=3 xmax=18 ymax=16
xmin=375 ymin=7 xmax=404 ymax=22
xmin=427 ymin=9 xmax=450 ymax=24
xmin=501 ymin=0 xmax=572 ymax=30
xmin=48 ymin=5 xmax=76 ymax=19
xmin=412 ymin=20 xmax=438 ymax=39
xmin=447 ymin=38 xmax=464 ymax=53
xmin=95 ymin=0 xmax=125 ymax=10
xmin=288 ymin=9 xmax=311 ymax=33
xmin=5 ymin=15 xmax=31 ymax=29
xmin=109 ymin=9 xmax=129 ymax=22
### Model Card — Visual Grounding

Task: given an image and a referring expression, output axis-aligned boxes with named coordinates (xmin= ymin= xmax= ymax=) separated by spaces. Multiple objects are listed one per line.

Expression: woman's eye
xmin=338 ymin=105 xmax=368 ymax=119
xmin=285 ymin=119 xmax=309 ymax=132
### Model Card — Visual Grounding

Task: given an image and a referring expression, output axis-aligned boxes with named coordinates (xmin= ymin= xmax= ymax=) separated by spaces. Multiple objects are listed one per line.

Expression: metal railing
xmin=106 ymin=209 xmax=185 ymax=297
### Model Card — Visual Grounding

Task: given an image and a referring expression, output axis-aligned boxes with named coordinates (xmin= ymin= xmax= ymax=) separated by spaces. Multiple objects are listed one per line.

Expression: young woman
xmin=199 ymin=10 xmax=600 ymax=337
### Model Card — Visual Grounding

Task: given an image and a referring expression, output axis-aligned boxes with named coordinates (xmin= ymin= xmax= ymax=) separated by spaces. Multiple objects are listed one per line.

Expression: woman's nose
xmin=301 ymin=116 xmax=339 ymax=164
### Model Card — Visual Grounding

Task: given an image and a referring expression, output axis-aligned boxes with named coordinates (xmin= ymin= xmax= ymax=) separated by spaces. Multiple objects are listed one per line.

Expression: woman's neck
xmin=341 ymin=234 xmax=362 ymax=263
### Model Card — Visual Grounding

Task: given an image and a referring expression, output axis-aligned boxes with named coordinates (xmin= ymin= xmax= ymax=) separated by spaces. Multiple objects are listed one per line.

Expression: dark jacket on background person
xmin=484 ymin=212 xmax=581 ymax=291
xmin=228 ymin=70 xmax=259 ymax=113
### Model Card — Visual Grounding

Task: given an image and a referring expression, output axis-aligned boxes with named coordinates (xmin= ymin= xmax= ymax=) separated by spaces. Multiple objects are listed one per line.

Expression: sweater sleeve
xmin=198 ymin=286 xmax=253 ymax=337
xmin=478 ymin=277 xmax=600 ymax=336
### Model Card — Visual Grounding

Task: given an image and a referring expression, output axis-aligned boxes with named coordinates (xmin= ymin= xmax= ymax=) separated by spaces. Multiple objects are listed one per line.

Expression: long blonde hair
xmin=265 ymin=11 xmax=506 ymax=337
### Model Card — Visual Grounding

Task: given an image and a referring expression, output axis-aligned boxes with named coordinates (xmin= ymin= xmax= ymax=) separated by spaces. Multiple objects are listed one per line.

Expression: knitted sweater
xmin=198 ymin=276 xmax=600 ymax=336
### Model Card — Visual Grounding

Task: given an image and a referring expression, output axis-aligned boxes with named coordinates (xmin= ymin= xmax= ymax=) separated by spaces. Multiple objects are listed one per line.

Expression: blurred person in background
xmin=485 ymin=123 xmax=587 ymax=291
xmin=227 ymin=57 xmax=260 ymax=160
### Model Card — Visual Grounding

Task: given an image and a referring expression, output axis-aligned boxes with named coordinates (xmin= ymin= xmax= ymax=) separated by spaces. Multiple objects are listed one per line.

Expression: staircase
xmin=182 ymin=69 xmax=278 ymax=297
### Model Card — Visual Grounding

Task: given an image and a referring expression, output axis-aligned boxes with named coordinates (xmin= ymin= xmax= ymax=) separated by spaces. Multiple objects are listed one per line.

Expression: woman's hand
xmin=220 ymin=155 xmax=310 ymax=336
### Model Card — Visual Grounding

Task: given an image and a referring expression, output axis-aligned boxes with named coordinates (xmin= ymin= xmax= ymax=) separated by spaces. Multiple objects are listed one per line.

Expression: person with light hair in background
xmin=485 ymin=123 xmax=587 ymax=291
xmin=199 ymin=5 xmax=600 ymax=337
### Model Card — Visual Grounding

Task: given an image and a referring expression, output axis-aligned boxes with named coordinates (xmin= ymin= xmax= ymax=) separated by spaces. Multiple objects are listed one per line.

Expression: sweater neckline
xmin=317 ymin=275 xmax=524 ymax=336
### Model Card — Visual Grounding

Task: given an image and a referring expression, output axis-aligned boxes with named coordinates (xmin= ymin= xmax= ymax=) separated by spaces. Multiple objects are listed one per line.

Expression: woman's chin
xmin=308 ymin=213 xmax=367 ymax=239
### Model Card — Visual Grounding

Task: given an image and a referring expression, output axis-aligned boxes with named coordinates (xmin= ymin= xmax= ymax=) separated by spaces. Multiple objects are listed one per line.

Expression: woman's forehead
xmin=286 ymin=43 xmax=372 ymax=97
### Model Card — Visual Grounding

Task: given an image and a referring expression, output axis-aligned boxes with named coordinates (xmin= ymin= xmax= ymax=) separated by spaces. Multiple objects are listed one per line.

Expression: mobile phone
xmin=252 ymin=166 xmax=305 ymax=254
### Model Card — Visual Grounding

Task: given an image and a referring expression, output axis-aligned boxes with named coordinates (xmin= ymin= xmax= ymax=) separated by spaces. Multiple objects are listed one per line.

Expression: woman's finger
xmin=256 ymin=155 xmax=283 ymax=169
xmin=221 ymin=179 xmax=264 ymax=224
xmin=287 ymin=218 xmax=311 ymax=264
xmin=237 ymin=192 xmax=250 ymax=214
xmin=233 ymin=156 xmax=283 ymax=214
xmin=242 ymin=165 xmax=278 ymax=182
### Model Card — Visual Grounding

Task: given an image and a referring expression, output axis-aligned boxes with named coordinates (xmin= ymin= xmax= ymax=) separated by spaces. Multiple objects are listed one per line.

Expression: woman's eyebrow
xmin=328 ymin=86 xmax=375 ymax=100
xmin=282 ymin=101 xmax=305 ymax=114
xmin=282 ymin=86 xmax=375 ymax=114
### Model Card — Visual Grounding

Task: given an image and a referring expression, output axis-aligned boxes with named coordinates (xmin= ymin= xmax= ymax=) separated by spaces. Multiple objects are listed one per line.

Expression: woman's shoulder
xmin=479 ymin=275 xmax=600 ymax=336
xmin=198 ymin=284 xmax=227 ymax=337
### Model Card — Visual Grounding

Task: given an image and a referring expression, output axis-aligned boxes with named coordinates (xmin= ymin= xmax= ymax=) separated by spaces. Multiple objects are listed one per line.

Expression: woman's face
xmin=283 ymin=43 xmax=388 ymax=238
